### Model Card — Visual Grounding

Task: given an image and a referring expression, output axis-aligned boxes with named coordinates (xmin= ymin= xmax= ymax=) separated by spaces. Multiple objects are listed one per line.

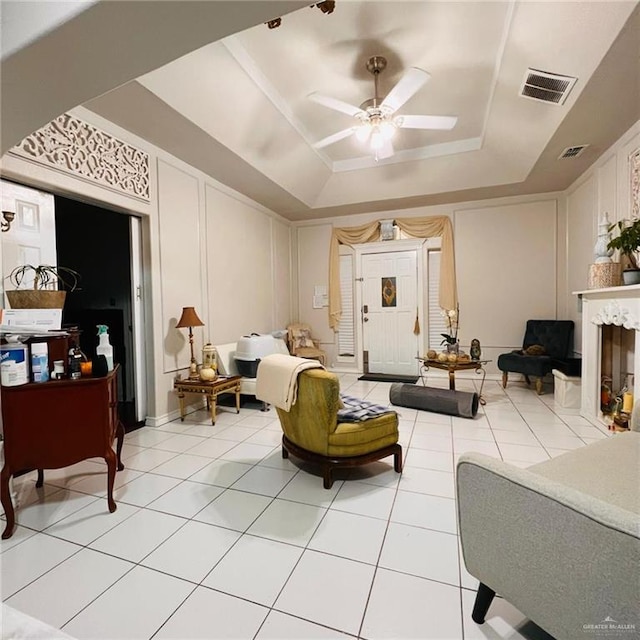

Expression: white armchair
xmin=215 ymin=338 xmax=289 ymax=407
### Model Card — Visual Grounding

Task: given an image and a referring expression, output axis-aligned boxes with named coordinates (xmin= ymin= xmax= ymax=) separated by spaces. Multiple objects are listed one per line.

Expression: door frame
xmin=354 ymin=239 xmax=426 ymax=374
xmin=130 ymin=215 xmax=147 ymax=422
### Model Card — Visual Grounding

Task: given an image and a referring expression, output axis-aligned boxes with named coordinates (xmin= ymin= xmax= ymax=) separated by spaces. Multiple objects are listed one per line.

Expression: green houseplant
xmin=607 ymin=218 xmax=640 ymax=285
xmin=5 ymin=264 xmax=80 ymax=308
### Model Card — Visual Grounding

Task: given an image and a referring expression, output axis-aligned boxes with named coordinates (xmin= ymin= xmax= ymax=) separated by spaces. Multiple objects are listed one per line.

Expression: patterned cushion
xmin=292 ymin=328 xmax=314 ymax=349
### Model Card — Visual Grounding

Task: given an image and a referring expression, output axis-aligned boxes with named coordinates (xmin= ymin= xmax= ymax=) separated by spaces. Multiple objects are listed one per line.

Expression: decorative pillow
xmin=524 ymin=344 xmax=546 ymax=356
xmin=293 ymin=328 xmax=314 ymax=349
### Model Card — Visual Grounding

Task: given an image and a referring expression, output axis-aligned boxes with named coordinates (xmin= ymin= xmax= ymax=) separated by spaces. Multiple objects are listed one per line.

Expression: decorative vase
xmin=470 ymin=339 xmax=482 ymax=361
xmin=593 ymin=212 xmax=614 ymax=263
xmin=199 ymin=366 xmax=217 ymax=382
xmin=445 ymin=341 xmax=459 ymax=355
xmin=202 ymin=343 xmax=218 ymax=371
xmin=380 ymin=219 xmax=396 ymax=241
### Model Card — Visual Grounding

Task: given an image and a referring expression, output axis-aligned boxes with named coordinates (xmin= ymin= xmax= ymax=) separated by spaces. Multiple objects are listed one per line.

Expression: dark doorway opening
xmin=55 ymin=196 xmax=143 ymax=432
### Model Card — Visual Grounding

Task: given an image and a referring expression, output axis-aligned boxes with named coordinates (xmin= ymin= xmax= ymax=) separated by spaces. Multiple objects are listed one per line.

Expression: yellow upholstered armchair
xmin=286 ymin=323 xmax=326 ymax=366
xmin=275 ymin=368 xmax=402 ymax=488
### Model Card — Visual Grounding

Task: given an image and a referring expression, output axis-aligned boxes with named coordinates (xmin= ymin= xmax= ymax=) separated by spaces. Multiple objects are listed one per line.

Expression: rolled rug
xmin=389 ymin=383 xmax=479 ymax=419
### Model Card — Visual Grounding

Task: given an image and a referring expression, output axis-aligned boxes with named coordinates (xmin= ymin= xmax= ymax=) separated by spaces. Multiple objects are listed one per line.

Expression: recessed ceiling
xmin=83 ymin=0 xmax=640 ymax=220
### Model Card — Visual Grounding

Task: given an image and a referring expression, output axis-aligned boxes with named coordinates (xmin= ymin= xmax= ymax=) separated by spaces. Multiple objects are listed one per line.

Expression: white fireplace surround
xmin=575 ymin=284 xmax=640 ymax=427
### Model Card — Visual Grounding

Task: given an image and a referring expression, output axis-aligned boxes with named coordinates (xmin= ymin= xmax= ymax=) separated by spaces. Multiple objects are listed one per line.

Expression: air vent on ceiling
xmin=558 ymin=145 xmax=589 ymax=159
xmin=520 ymin=69 xmax=577 ymax=105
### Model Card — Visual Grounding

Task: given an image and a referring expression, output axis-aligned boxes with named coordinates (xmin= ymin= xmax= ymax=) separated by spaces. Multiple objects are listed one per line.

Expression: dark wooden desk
xmin=174 ymin=375 xmax=241 ymax=425
xmin=0 ymin=367 xmax=124 ymax=539
xmin=416 ymin=358 xmax=491 ymax=404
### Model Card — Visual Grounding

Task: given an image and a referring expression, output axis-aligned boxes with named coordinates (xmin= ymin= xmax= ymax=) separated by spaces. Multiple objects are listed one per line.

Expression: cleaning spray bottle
xmin=96 ymin=325 xmax=114 ymax=372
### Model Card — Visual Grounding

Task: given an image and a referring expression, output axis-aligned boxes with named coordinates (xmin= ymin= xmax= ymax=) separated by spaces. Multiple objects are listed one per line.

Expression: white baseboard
xmin=144 ymin=402 xmax=205 ymax=427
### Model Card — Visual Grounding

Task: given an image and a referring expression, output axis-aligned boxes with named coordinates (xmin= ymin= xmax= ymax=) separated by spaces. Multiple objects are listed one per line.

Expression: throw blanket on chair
xmin=256 ymin=353 xmax=324 ymax=411
xmin=338 ymin=394 xmax=395 ymax=422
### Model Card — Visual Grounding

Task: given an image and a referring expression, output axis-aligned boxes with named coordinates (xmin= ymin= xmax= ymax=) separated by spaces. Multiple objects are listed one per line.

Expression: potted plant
xmin=440 ymin=304 xmax=460 ymax=353
xmin=5 ymin=264 xmax=80 ymax=308
xmin=607 ymin=218 xmax=640 ymax=285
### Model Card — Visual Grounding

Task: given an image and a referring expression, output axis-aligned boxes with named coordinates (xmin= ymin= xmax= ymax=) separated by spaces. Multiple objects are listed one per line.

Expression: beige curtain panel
xmin=328 ymin=216 xmax=457 ymax=330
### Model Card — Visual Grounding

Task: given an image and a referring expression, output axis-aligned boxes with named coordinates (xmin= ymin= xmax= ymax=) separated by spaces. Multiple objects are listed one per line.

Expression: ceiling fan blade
xmin=313 ymin=127 xmax=356 ymax=149
xmin=376 ymin=139 xmax=395 ymax=160
xmin=380 ymin=67 xmax=430 ymax=113
xmin=308 ymin=92 xmax=365 ymax=118
xmin=396 ymin=114 xmax=458 ymax=130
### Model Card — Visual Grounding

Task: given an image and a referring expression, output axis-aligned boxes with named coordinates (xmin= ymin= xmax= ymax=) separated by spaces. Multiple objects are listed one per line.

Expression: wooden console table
xmin=174 ymin=375 xmax=241 ymax=425
xmin=416 ymin=357 xmax=491 ymax=405
xmin=0 ymin=367 xmax=125 ymax=539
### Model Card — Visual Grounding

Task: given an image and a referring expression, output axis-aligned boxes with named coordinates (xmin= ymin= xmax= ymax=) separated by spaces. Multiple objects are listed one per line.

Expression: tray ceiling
xmin=8 ymin=1 xmax=640 ymax=221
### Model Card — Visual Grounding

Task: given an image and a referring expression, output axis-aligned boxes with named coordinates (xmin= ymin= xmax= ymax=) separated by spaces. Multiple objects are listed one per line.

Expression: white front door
xmin=361 ymin=250 xmax=419 ymax=375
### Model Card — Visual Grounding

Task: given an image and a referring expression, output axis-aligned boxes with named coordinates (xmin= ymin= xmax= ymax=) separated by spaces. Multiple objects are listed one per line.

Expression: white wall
xmin=455 ymin=199 xmax=557 ymax=366
xmin=294 ymin=120 xmax=640 ymax=372
xmin=0 ymin=107 xmax=293 ymax=425
xmin=294 ymin=195 xmax=562 ymax=372
xmin=296 ymin=224 xmax=333 ymax=345
xmin=205 ymin=183 xmax=285 ymax=340
xmin=565 ymin=120 xmax=640 ymax=354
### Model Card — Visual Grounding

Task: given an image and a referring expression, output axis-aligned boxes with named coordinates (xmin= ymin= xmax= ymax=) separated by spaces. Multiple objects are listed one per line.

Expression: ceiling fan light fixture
xmin=380 ymin=120 xmax=396 ymax=141
xmin=309 ymin=54 xmax=457 ymax=161
xmin=370 ymin=126 xmax=385 ymax=150
xmin=355 ymin=123 xmax=370 ymax=143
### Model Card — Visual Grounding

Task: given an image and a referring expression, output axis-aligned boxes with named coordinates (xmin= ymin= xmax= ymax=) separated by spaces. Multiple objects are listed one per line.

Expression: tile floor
xmin=1 ymin=373 xmax=608 ymax=639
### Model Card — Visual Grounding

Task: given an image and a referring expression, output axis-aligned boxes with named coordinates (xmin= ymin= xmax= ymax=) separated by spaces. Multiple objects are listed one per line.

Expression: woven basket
xmin=6 ymin=290 xmax=67 ymax=309
xmin=588 ymin=263 xmax=621 ymax=289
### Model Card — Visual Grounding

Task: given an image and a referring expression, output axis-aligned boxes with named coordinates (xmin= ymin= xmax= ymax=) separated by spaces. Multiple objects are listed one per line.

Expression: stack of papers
xmin=0 ymin=308 xmax=64 ymax=334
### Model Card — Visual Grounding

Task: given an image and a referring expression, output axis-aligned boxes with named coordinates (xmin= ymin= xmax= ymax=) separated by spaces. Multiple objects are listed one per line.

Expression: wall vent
xmin=558 ymin=145 xmax=589 ymax=159
xmin=520 ymin=69 xmax=577 ymax=105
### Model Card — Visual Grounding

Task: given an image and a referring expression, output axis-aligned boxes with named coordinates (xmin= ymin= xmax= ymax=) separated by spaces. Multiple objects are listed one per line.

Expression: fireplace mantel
xmin=573 ymin=285 xmax=639 ymax=427
xmin=574 ymin=284 xmax=640 ymax=298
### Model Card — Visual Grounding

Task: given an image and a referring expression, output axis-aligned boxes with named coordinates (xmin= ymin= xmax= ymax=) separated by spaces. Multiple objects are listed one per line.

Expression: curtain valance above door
xmin=328 ymin=216 xmax=457 ymax=330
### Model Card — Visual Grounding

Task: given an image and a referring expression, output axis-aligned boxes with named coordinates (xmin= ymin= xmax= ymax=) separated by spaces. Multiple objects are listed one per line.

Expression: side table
xmin=174 ymin=375 xmax=242 ymax=425
xmin=416 ymin=358 xmax=491 ymax=405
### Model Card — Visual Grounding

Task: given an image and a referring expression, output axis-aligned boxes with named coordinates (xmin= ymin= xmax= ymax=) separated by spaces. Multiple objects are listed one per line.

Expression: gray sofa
xmin=457 ymin=430 xmax=639 ymax=639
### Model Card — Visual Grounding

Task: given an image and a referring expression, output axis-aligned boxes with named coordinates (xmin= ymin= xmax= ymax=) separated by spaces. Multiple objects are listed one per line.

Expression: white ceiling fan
xmin=310 ymin=55 xmax=458 ymax=161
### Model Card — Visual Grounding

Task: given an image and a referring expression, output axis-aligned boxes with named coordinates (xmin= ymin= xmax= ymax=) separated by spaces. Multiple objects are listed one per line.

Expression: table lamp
xmin=175 ymin=306 xmax=204 ymax=380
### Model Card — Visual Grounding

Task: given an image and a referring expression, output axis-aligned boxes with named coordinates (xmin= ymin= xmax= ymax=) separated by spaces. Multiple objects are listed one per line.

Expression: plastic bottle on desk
xmin=96 ymin=325 xmax=114 ymax=372
xmin=68 ymin=339 xmax=82 ymax=380
xmin=31 ymin=342 xmax=50 ymax=382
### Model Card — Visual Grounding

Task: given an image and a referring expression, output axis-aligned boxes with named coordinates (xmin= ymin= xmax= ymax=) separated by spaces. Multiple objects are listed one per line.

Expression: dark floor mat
xmin=358 ymin=373 xmax=419 ymax=384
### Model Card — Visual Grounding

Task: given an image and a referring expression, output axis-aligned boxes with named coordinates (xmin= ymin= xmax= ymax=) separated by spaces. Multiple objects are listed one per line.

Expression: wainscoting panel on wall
xmin=205 ymin=183 xmax=273 ymax=341
xmin=455 ymin=200 xmax=557 ymax=350
xmin=158 ymin=160 xmax=203 ymax=373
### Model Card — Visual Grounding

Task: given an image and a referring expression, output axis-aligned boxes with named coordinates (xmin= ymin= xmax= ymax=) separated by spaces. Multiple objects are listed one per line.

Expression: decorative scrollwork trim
xmin=10 ymin=113 xmax=150 ymax=202
xmin=591 ymin=300 xmax=640 ymax=330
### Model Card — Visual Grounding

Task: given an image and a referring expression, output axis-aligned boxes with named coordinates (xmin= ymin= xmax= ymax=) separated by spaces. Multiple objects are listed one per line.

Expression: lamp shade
xmin=175 ymin=306 xmax=204 ymax=328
